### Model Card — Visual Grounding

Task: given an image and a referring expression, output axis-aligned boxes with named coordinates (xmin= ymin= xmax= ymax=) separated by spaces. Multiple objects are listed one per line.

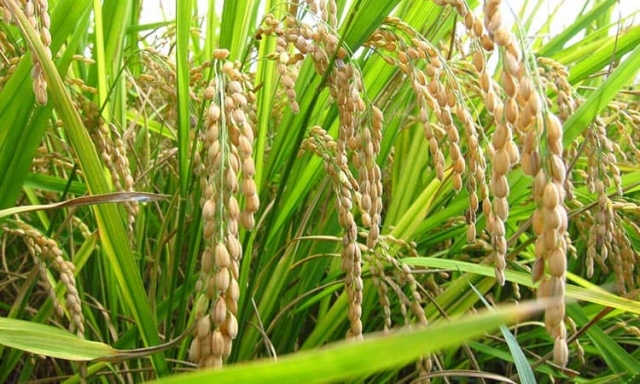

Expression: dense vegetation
xmin=1 ymin=0 xmax=639 ymax=382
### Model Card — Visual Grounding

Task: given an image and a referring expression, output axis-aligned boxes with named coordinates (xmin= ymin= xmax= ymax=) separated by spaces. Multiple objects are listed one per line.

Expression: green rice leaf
xmin=568 ymin=305 xmax=640 ymax=375
xmin=0 ymin=318 xmax=116 ymax=361
xmin=154 ymin=301 xmax=543 ymax=384
xmin=4 ymin=1 xmax=168 ymax=375
xmin=564 ymin=43 xmax=640 ymax=145
xmin=464 ymin=274 xmax=536 ymax=384
xmin=403 ymin=257 xmax=640 ymax=315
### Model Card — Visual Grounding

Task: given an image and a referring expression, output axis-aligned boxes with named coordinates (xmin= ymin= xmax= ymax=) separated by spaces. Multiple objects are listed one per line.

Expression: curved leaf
xmin=155 ymin=301 xmax=543 ymax=384
xmin=0 ymin=318 xmax=116 ymax=361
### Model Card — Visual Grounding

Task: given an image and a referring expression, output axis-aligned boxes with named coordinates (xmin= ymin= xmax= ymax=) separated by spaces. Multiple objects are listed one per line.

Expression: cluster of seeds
xmin=481 ymin=0 xmax=527 ymax=286
xmin=302 ymin=125 xmax=365 ymax=340
xmin=302 ymin=127 xmax=431 ymax=373
xmin=258 ymin=1 xmax=390 ymax=341
xmin=304 ymin=0 xmax=338 ymax=28
xmin=609 ymin=225 xmax=637 ymax=293
xmin=448 ymin=12 xmax=495 ymax=248
xmin=0 ymin=31 xmax=20 ymax=88
xmin=449 ymin=4 xmax=497 ymax=246
xmin=31 ymin=144 xmax=76 ymax=179
xmin=367 ymin=239 xmax=431 ymax=374
xmin=366 ymin=24 xmax=447 ymax=184
xmin=582 ymin=189 xmax=636 ymax=293
xmin=364 ymin=237 xmax=428 ymax=329
xmin=536 ymin=58 xmax=640 ymax=293
xmin=272 ymin=26 xmax=301 ymax=114
xmin=189 ymin=49 xmax=258 ymax=368
xmin=355 ymin=106 xmax=384 ymax=248
xmin=584 ymin=116 xmax=622 ymax=195
xmin=537 ymin=57 xmax=576 ymax=122
xmin=565 ymin=111 xmax=636 ymax=292
xmin=531 ymin=112 xmax=570 ymax=367
xmin=616 ymin=319 xmax=640 ymax=338
xmin=536 ymin=58 xmax=578 ymax=201
xmin=79 ymin=96 xmax=139 ymax=233
xmin=430 ymin=1 xmax=574 ymax=366
xmin=364 ymin=17 xmax=489 ymax=250
xmin=360 ymin=1 xmax=563 ymax=370
xmin=572 ymin=198 xmax=639 ymax=294
xmin=429 ymin=0 xmax=577 ymax=366
xmin=610 ymin=102 xmax=640 ymax=162
xmin=535 ymin=56 xmax=640 ymax=294
xmin=329 ymin=61 xmax=372 ymax=341
xmin=129 ymin=49 xmax=179 ymax=127
xmin=1 ymin=0 xmax=51 ymax=105
xmin=1 ymin=221 xmax=85 ymax=337
xmin=336 ymin=167 xmax=364 ymax=341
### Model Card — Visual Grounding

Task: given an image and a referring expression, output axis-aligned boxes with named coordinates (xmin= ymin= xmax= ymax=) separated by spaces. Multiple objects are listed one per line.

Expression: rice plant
xmin=1 ymin=0 xmax=639 ymax=382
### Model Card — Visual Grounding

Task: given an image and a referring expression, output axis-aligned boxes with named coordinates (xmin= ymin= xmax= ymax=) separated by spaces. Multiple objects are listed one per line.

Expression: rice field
xmin=1 ymin=0 xmax=639 ymax=382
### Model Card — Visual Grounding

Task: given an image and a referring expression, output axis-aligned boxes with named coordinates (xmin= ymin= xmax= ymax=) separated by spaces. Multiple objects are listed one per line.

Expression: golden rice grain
xmin=490 ymin=174 xmax=509 ymax=199
xmin=492 ymin=148 xmax=510 ymax=175
xmin=210 ymin=330 xmax=225 ymax=357
xmin=210 ymin=296 xmax=227 ymax=325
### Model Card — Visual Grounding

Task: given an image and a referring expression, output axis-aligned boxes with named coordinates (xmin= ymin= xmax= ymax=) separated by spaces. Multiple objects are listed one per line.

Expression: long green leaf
xmin=537 ymin=0 xmax=617 ymax=57
xmin=175 ymin=0 xmax=193 ymax=196
xmin=566 ymin=25 xmax=640 ymax=85
xmin=219 ymin=0 xmax=260 ymax=60
xmin=0 ymin=0 xmax=91 ymax=209
xmin=341 ymin=0 xmax=400 ymax=51
xmin=464 ymin=275 xmax=536 ymax=384
xmin=0 ymin=317 xmax=116 ymax=361
xmin=567 ymin=305 xmax=640 ymax=376
xmin=403 ymin=257 xmax=640 ymax=314
xmin=156 ymin=301 xmax=543 ymax=384
xmin=563 ymin=43 xmax=640 ymax=146
xmin=5 ymin=1 xmax=168 ymax=375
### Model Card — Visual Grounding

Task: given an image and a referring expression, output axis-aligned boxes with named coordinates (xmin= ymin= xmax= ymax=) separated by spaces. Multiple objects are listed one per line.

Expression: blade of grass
xmin=100 ymin=0 xmax=134 ymax=125
xmin=563 ymin=42 xmax=640 ymax=146
xmin=537 ymin=0 xmax=617 ymax=57
xmin=340 ymin=0 xmax=399 ymax=52
xmin=388 ymin=170 xmax=448 ymax=238
xmin=5 ymin=1 xmax=168 ymax=375
xmin=201 ymin=0 xmax=218 ymax=63
xmin=175 ymin=0 xmax=193 ymax=196
xmin=566 ymin=25 xmax=640 ymax=85
xmin=170 ymin=0 xmax=202 ymax=349
xmin=0 ymin=0 xmax=92 ymax=209
xmin=463 ymin=272 xmax=536 ymax=384
xmin=156 ymin=301 xmax=544 ymax=384
xmin=91 ymin=0 xmax=109 ymax=120
xmin=0 ymin=317 xmax=116 ymax=361
xmin=23 ymin=173 xmax=87 ymax=195
xmin=219 ymin=0 xmax=260 ymax=61
xmin=567 ymin=304 xmax=640 ymax=375
xmin=403 ymin=257 xmax=640 ymax=314
xmin=0 ymin=192 xmax=168 ymax=219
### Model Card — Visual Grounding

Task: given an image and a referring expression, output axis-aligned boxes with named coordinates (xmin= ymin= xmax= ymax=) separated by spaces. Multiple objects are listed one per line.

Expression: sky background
xmin=138 ymin=0 xmax=639 ymax=58
xmin=140 ymin=1 xmax=640 ymax=34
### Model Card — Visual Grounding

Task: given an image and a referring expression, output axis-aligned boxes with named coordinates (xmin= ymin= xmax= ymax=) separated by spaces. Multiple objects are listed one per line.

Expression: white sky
xmin=503 ymin=0 xmax=639 ymax=40
xmin=139 ymin=0 xmax=639 ymax=37
xmin=138 ymin=0 xmax=639 ymax=52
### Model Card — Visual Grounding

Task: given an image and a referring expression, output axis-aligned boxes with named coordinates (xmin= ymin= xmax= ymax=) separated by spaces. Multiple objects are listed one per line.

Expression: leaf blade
xmin=0 ymin=318 xmax=116 ymax=361
xmin=155 ymin=301 xmax=543 ymax=384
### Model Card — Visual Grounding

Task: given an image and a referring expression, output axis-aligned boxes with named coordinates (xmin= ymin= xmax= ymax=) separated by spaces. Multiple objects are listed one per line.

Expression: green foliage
xmin=0 ymin=0 xmax=639 ymax=382
xmin=0 ymin=318 xmax=116 ymax=361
